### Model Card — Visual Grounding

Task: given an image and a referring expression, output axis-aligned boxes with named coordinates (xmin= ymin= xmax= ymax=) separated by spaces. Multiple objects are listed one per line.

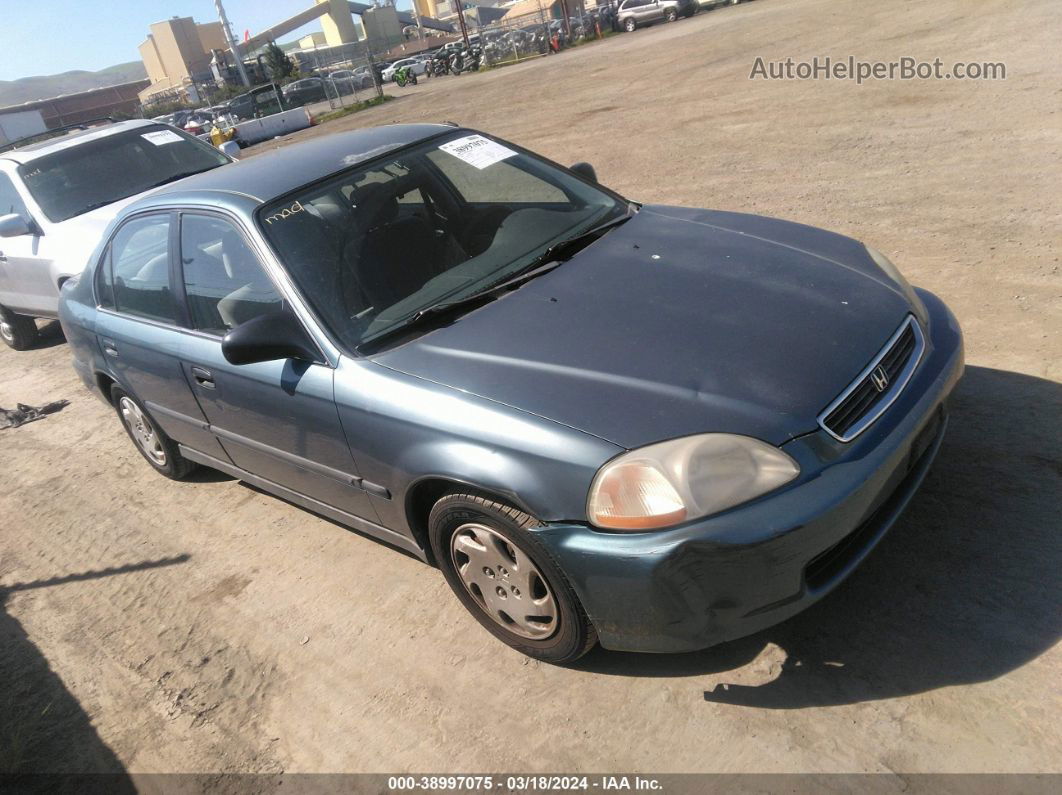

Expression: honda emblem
xmin=870 ymin=365 xmax=890 ymax=392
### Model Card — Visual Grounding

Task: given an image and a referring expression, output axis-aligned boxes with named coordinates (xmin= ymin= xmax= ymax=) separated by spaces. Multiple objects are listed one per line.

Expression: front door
xmin=0 ymin=170 xmax=55 ymax=316
xmin=174 ymin=212 xmax=380 ymax=523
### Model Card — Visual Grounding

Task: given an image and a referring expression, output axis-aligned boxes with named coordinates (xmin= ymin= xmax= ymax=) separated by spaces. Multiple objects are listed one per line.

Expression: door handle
xmin=102 ymin=338 xmax=119 ymax=357
xmin=190 ymin=366 xmax=215 ymax=389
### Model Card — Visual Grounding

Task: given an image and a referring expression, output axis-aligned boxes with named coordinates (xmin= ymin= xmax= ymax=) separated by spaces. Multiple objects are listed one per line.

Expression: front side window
xmin=108 ymin=214 xmax=176 ymax=324
xmin=259 ymin=131 xmax=627 ymax=350
xmin=17 ymin=125 xmax=229 ymax=223
xmin=180 ymin=214 xmax=283 ymax=335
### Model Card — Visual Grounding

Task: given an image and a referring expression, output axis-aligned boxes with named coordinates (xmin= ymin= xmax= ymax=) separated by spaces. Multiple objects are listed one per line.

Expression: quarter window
xmin=110 ymin=214 xmax=176 ymax=323
xmin=0 ymin=172 xmax=28 ymax=218
xmin=95 ymin=248 xmax=115 ymax=309
xmin=180 ymin=214 xmax=282 ymax=335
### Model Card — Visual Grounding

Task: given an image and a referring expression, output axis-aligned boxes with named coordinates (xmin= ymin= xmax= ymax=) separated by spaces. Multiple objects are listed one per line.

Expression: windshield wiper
xmin=357 ymin=207 xmax=635 ymax=352
xmin=516 ymin=208 xmax=635 ymax=276
xmin=68 ymin=170 xmax=211 ymax=218
xmin=144 ymin=169 xmax=209 ymax=191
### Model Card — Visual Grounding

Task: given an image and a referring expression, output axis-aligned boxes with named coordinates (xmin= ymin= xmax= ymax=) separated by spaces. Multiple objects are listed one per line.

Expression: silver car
xmin=618 ymin=0 xmax=698 ymax=31
xmin=0 ymin=119 xmax=231 ymax=349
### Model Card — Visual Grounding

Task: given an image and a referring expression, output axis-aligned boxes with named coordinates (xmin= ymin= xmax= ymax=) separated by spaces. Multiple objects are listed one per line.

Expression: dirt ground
xmin=1 ymin=0 xmax=1059 ymax=778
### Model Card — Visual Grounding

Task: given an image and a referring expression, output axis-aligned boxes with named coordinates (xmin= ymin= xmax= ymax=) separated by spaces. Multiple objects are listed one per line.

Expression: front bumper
xmin=533 ymin=289 xmax=964 ymax=653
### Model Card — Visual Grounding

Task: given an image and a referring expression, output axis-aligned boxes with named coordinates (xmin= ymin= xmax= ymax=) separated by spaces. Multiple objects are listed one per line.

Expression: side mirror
xmin=0 ymin=213 xmax=34 ymax=238
xmin=218 ymin=140 xmax=241 ymax=160
xmin=569 ymin=162 xmax=598 ymax=183
xmin=221 ymin=311 xmax=319 ymax=366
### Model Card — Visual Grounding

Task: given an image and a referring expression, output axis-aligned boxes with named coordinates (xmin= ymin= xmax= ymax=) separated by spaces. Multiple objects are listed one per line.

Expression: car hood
xmin=374 ymin=205 xmax=913 ymax=449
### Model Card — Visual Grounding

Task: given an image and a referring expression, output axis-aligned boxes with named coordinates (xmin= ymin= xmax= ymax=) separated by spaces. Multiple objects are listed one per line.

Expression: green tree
xmin=263 ymin=42 xmax=296 ymax=82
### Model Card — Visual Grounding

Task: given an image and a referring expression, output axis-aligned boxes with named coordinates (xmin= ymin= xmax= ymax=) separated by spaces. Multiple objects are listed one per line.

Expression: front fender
xmin=332 ymin=357 xmax=622 ymax=537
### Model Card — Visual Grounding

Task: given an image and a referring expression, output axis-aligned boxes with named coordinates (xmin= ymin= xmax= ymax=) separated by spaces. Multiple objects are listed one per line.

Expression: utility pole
xmin=411 ymin=0 xmax=425 ymax=39
xmin=214 ymin=0 xmax=251 ymax=87
xmin=558 ymin=0 xmax=572 ymax=41
xmin=454 ymin=1 xmax=471 ymax=47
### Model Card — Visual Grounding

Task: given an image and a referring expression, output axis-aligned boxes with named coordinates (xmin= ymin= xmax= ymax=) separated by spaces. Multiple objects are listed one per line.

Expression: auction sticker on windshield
xmin=142 ymin=130 xmax=184 ymax=146
xmin=439 ymin=135 xmax=516 ymax=170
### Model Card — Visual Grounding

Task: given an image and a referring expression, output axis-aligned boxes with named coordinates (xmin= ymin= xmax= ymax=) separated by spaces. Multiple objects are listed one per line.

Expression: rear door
xmin=173 ymin=211 xmax=381 ymax=523
xmin=94 ymin=211 xmax=228 ymax=459
xmin=642 ymin=0 xmax=664 ymax=22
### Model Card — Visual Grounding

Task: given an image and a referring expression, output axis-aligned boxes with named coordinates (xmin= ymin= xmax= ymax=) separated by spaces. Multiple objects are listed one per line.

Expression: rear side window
xmin=180 ymin=214 xmax=283 ymax=335
xmin=109 ymin=214 xmax=176 ymax=324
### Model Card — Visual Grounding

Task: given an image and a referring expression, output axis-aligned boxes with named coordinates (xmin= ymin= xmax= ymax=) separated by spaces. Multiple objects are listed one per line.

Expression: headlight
xmin=864 ymin=245 xmax=928 ymax=324
xmin=587 ymin=434 xmax=800 ymax=531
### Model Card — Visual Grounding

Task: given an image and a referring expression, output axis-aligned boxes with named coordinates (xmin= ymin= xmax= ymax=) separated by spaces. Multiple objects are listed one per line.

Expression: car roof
xmin=0 ymin=119 xmax=159 ymax=163
xmin=126 ymin=123 xmax=457 ymax=210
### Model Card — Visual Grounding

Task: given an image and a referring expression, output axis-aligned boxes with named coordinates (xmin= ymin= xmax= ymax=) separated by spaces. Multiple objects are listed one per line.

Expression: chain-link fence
xmin=422 ymin=5 xmax=616 ymax=71
xmin=294 ymin=41 xmax=386 ymax=110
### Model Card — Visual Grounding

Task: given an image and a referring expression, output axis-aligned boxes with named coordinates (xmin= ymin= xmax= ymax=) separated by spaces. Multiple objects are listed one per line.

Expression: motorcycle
xmin=450 ymin=46 xmax=483 ymax=75
xmin=394 ymin=64 xmax=419 ymax=87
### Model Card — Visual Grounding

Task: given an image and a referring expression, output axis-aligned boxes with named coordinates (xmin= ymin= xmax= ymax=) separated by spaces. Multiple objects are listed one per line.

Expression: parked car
xmin=328 ymin=69 xmax=373 ymax=93
xmin=382 ymin=58 xmax=428 ymax=83
xmin=618 ymin=0 xmax=698 ymax=31
xmin=0 ymin=119 xmax=232 ymax=349
xmin=182 ymin=110 xmax=215 ymax=137
xmin=282 ymin=77 xmax=328 ymax=106
xmin=59 ymin=124 xmax=963 ymax=663
xmin=229 ymin=85 xmax=288 ymax=121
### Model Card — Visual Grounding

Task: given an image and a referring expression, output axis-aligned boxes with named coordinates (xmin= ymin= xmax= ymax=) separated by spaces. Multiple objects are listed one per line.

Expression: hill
xmin=0 ymin=61 xmax=148 ymax=108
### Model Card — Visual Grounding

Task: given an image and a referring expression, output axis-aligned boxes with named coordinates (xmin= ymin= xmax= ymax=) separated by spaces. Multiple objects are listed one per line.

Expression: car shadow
xmin=31 ymin=320 xmax=66 ymax=351
xmin=0 ymin=555 xmax=189 ymax=786
xmin=574 ymin=366 xmax=1062 ymax=708
xmin=183 ymin=466 xmax=236 ymax=484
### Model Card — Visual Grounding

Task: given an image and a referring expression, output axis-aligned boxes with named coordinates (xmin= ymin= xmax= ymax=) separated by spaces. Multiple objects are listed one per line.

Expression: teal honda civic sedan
xmin=59 ymin=124 xmax=964 ymax=663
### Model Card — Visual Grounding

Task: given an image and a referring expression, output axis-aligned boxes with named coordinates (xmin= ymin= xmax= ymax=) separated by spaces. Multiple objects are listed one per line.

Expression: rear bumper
xmin=533 ymin=289 xmax=963 ymax=653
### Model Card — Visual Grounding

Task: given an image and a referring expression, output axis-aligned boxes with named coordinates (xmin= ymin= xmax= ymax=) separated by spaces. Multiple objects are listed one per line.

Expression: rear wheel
xmin=111 ymin=385 xmax=196 ymax=480
xmin=624 ymin=17 xmax=637 ymax=32
xmin=0 ymin=306 xmax=38 ymax=350
xmin=429 ymin=492 xmax=597 ymax=664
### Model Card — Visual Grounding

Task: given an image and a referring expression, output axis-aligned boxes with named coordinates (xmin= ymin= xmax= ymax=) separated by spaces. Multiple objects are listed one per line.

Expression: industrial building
xmin=138 ymin=17 xmax=228 ymax=104
xmin=0 ymin=80 xmax=150 ymax=131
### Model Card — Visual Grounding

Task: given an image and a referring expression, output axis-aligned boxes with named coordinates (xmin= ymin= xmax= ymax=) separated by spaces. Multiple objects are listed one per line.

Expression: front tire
xmin=664 ymin=8 xmax=678 ymax=22
xmin=0 ymin=306 xmax=39 ymax=350
xmin=429 ymin=492 xmax=597 ymax=664
xmin=111 ymin=385 xmax=196 ymax=480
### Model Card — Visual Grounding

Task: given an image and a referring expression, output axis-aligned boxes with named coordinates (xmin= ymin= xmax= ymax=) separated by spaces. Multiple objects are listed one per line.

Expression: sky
xmin=2 ymin=0 xmax=416 ymax=82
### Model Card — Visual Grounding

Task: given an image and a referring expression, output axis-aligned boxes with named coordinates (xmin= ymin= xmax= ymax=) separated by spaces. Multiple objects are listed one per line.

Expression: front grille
xmin=818 ymin=316 xmax=925 ymax=442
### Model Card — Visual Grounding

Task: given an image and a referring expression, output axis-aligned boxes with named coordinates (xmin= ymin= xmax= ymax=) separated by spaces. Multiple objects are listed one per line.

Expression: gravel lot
xmin=1 ymin=0 xmax=1059 ymax=777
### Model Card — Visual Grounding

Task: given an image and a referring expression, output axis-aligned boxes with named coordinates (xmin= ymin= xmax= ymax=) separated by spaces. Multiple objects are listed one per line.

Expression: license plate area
xmin=909 ymin=404 xmax=945 ymax=471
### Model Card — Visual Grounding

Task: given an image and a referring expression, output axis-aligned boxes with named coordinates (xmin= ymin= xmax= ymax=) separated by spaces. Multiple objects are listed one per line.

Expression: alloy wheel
xmin=449 ymin=522 xmax=558 ymax=640
xmin=0 ymin=320 xmax=12 ymax=342
xmin=119 ymin=396 xmax=167 ymax=466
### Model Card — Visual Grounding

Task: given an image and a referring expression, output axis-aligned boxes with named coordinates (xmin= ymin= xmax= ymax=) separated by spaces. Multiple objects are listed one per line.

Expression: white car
xmin=382 ymin=58 xmax=428 ymax=82
xmin=0 ymin=119 xmax=232 ymax=349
